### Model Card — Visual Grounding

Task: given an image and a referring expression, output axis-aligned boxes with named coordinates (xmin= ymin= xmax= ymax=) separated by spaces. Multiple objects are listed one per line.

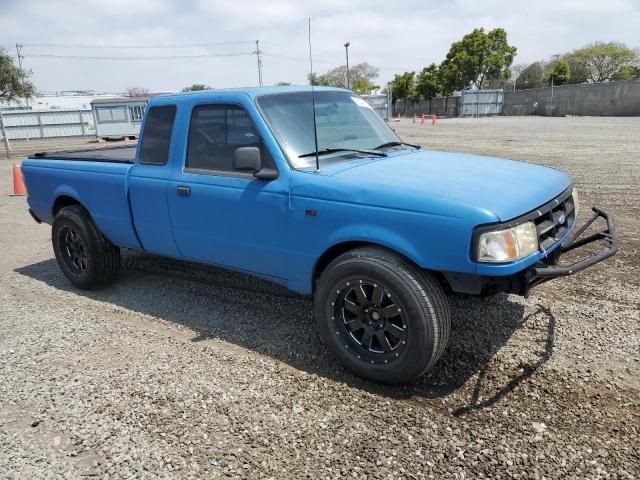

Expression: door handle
xmin=176 ymin=186 xmax=191 ymax=197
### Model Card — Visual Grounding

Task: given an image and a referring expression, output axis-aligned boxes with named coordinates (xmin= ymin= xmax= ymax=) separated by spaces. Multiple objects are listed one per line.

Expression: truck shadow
xmin=15 ymin=252 xmax=554 ymax=409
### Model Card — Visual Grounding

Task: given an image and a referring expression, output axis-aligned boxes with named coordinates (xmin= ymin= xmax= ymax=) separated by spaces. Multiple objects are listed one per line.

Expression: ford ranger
xmin=21 ymin=87 xmax=618 ymax=383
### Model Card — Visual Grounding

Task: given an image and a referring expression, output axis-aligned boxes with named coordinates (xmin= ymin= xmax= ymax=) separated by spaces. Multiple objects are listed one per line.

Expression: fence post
xmin=0 ymin=110 xmax=11 ymax=157
xmin=38 ymin=112 xmax=44 ymax=139
xmin=79 ymin=112 xmax=86 ymax=136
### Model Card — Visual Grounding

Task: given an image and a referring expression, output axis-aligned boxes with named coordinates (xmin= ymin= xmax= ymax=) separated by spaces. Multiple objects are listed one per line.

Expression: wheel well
xmin=52 ymin=195 xmax=80 ymax=217
xmin=313 ymin=241 xmax=452 ymax=293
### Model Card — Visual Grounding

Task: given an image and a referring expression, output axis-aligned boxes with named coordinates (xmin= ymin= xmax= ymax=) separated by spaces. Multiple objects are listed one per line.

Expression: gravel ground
xmin=1 ymin=117 xmax=638 ymax=479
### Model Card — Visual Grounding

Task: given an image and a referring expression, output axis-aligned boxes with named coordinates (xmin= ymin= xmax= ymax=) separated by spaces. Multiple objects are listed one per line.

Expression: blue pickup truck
xmin=21 ymin=87 xmax=618 ymax=383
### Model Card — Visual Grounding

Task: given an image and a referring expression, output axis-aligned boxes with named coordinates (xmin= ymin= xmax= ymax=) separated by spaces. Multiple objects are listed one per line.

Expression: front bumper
xmin=443 ymin=206 xmax=618 ymax=297
xmin=523 ymin=206 xmax=618 ymax=295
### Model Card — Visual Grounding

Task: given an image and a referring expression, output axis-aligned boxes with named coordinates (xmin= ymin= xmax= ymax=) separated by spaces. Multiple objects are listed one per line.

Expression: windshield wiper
xmin=298 ymin=147 xmax=387 ymax=159
xmin=373 ymin=141 xmax=421 ymax=150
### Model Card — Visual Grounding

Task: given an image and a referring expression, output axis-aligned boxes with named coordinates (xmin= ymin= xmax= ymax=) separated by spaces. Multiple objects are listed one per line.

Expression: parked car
xmin=21 ymin=87 xmax=618 ymax=384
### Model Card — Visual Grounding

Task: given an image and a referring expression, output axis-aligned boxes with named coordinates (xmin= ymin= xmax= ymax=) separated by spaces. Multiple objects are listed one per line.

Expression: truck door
xmin=167 ymin=103 xmax=289 ymax=281
xmin=128 ymin=104 xmax=182 ymax=257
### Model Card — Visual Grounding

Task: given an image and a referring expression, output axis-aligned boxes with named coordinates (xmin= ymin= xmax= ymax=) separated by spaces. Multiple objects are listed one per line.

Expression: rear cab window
xmin=139 ymin=105 xmax=177 ymax=165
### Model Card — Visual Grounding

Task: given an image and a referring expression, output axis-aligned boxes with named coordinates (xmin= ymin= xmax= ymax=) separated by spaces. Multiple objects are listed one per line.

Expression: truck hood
xmin=324 ymin=150 xmax=571 ymax=222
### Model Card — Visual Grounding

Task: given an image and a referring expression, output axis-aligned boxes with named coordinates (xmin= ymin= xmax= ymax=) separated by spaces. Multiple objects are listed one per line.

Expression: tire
xmin=52 ymin=205 xmax=121 ymax=290
xmin=314 ymin=247 xmax=450 ymax=384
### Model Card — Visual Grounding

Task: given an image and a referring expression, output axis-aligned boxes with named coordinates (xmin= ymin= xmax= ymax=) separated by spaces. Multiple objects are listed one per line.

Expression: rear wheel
xmin=315 ymin=247 xmax=450 ymax=384
xmin=52 ymin=205 xmax=121 ymax=290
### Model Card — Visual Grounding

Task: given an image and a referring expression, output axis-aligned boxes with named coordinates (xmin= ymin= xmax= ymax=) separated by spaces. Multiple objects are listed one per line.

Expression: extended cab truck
xmin=22 ymin=87 xmax=618 ymax=384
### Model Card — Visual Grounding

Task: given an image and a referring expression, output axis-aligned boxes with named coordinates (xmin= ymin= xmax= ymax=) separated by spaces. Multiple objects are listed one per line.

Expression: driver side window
xmin=186 ymin=104 xmax=263 ymax=172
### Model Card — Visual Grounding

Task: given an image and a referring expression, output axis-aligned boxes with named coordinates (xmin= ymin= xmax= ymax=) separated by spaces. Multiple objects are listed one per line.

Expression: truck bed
xmin=30 ymin=145 xmax=136 ymax=163
xmin=22 ymin=148 xmax=142 ymax=250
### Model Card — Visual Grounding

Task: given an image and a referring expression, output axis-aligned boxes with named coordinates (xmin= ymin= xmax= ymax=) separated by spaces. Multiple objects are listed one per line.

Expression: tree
xmin=562 ymin=53 xmax=590 ymax=84
xmin=611 ymin=64 xmax=640 ymax=81
xmin=0 ymin=48 xmax=36 ymax=102
xmin=307 ymin=72 xmax=320 ymax=86
xmin=570 ymin=42 xmax=638 ymax=82
xmin=275 ymin=81 xmax=291 ymax=86
xmin=414 ymin=64 xmax=441 ymax=100
xmin=306 ymin=63 xmax=379 ymax=93
xmin=126 ymin=87 xmax=150 ymax=97
xmin=439 ymin=27 xmax=517 ymax=91
xmin=513 ymin=62 xmax=545 ymax=89
xmin=388 ymin=71 xmax=415 ymax=104
xmin=182 ymin=83 xmax=211 ymax=92
xmin=544 ymin=60 xmax=570 ymax=86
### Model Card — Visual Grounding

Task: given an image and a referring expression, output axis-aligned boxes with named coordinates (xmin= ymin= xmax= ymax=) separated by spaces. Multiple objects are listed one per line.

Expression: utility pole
xmin=15 ymin=44 xmax=28 ymax=108
xmin=343 ymin=42 xmax=350 ymax=89
xmin=550 ymin=53 xmax=560 ymax=115
xmin=15 ymin=44 xmax=24 ymax=70
xmin=254 ymin=40 xmax=263 ymax=87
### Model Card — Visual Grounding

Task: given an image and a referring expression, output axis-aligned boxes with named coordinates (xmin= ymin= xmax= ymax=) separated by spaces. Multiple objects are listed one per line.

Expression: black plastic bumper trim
xmin=28 ymin=208 xmax=42 ymax=224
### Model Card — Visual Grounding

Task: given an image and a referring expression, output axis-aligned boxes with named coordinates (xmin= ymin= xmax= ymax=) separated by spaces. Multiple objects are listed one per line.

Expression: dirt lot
xmin=1 ymin=117 xmax=638 ymax=479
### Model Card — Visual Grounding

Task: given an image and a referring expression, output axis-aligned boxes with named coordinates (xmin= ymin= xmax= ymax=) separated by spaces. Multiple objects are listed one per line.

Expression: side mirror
xmin=233 ymin=146 xmax=278 ymax=180
xmin=233 ymin=146 xmax=261 ymax=172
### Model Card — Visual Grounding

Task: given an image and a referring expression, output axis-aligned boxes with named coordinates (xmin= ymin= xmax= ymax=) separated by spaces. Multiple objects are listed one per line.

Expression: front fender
xmin=286 ymin=200 xmax=480 ymax=293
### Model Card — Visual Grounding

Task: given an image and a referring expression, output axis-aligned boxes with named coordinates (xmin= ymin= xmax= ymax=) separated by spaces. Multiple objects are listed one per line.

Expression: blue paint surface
xmin=22 ymin=87 xmax=574 ymax=294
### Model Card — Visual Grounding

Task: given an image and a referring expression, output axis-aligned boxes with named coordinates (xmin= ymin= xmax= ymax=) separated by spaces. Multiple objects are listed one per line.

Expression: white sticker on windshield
xmin=352 ymin=97 xmax=373 ymax=109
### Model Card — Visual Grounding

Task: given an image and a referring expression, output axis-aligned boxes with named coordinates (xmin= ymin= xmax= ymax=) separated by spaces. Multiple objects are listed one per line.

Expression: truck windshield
xmin=256 ymin=91 xmax=401 ymax=169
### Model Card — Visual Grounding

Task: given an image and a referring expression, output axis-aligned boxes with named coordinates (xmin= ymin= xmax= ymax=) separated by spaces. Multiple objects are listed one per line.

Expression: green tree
xmin=275 ymin=81 xmax=291 ymax=86
xmin=513 ymin=62 xmax=545 ymax=89
xmin=308 ymin=63 xmax=380 ymax=93
xmin=439 ymin=27 xmax=517 ymax=91
xmin=389 ymin=71 xmax=415 ymax=104
xmin=544 ymin=60 xmax=571 ymax=86
xmin=307 ymin=63 xmax=380 ymax=94
xmin=611 ymin=64 xmax=640 ymax=81
xmin=182 ymin=83 xmax=211 ymax=92
xmin=0 ymin=48 xmax=36 ymax=102
xmin=563 ymin=53 xmax=590 ymax=84
xmin=570 ymin=42 xmax=638 ymax=82
xmin=414 ymin=63 xmax=441 ymax=99
xmin=307 ymin=72 xmax=320 ymax=86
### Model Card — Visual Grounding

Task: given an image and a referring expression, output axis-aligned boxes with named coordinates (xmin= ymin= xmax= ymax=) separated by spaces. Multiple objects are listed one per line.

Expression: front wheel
xmin=314 ymin=247 xmax=450 ymax=384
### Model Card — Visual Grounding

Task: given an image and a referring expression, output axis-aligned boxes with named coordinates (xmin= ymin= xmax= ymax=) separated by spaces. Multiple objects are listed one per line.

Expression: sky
xmin=1 ymin=0 xmax=639 ymax=94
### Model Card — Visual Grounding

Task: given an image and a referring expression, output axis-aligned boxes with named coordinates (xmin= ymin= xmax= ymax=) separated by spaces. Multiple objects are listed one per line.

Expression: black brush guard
xmin=524 ymin=207 xmax=619 ymax=295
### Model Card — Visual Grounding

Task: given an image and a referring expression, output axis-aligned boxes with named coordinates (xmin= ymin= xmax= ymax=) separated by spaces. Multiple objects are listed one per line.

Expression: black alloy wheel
xmin=58 ymin=225 xmax=88 ymax=273
xmin=332 ymin=279 xmax=408 ymax=364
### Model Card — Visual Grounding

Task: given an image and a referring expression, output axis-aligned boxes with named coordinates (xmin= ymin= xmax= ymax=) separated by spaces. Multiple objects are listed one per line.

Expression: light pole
xmin=343 ymin=42 xmax=350 ymax=90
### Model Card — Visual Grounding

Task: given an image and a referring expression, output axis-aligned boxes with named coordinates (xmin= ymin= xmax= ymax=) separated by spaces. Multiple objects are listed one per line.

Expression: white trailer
xmin=91 ymin=97 xmax=149 ymax=140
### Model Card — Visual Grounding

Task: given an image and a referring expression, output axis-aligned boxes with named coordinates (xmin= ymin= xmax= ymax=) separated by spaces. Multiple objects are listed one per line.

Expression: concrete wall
xmin=503 ymin=80 xmax=640 ymax=116
xmin=393 ymin=80 xmax=640 ymax=118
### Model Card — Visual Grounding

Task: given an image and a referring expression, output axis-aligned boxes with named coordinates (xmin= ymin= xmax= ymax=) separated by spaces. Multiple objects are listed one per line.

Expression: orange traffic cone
xmin=10 ymin=163 xmax=26 ymax=196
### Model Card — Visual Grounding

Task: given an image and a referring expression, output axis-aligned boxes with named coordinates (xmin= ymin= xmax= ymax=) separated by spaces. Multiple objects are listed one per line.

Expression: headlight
xmin=477 ymin=222 xmax=539 ymax=263
xmin=572 ymin=187 xmax=580 ymax=219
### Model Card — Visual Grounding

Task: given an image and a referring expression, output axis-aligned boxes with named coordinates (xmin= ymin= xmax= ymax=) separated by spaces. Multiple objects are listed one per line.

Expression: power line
xmin=25 ymin=52 xmax=254 ymax=61
xmin=19 ymin=41 xmax=255 ymax=49
xmin=262 ymin=52 xmax=338 ymax=66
